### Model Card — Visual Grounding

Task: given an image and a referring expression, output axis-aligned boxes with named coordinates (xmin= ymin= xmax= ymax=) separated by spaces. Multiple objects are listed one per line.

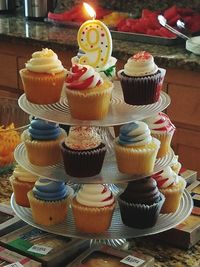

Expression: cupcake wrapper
xmin=151 ymin=130 xmax=175 ymax=158
xmin=71 ymin=198 xmax=116 ymax=233
xmin=66 ymin=84 xmax=113 ymax=120
xmin=118 ymin=69 xmax=164 ymax=105
xmin=60 ymin=142 xmax=106 ymax=177
xmin=28 ymin=191 xmax=68 ymax=226
xmin=114 ymin=138 xmax=160 ymax=175
xmin=118 ymin=193 xmax=165 ymax=228
xmin=22 ymin=129 xmax=66 ymax=166
xmin=20 ymin=69 xmax=66 ymax=104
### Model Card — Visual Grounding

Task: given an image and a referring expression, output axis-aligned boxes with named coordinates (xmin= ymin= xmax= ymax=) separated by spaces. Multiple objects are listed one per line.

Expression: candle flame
xmin=83 ymin=2 xmax=96 ymax=19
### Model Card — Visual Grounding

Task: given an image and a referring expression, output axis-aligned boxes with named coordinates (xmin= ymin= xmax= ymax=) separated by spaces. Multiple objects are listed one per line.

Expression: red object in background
xmin=48 ymin=4 xmax=111 ymax=22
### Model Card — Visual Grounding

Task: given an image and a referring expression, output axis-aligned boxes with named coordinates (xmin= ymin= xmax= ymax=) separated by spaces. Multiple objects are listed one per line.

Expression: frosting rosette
xmin=64 ymin=126 xmax=101 ymax=151
xmin=144 ymin=112 xmax=175 ymax=134
xmin=118 ymin=121 xmax=152 ymax=147
xmin=25 ymin=48 xmax=65 ymax=74
xmin=76 ymin=184 xmax=115 ymax=207
xmin=33 ymin=178 xmax=68 ymax=201
xmin=13 ymin=164 xmax=38 ymax=183
xmin=152 ymin=166 xmax=178 ymax=188
xmin=28 ymin=118 xmax=61 ymax=141
xmin=124 ymin=51 xmax=158 ymax=77
xmin=66 ymin=64 xmax=103 ymax=90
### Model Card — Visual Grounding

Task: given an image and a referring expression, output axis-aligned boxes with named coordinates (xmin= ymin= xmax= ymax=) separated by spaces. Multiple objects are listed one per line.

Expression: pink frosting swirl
xmin=66 ymin=64 xmax=103 ymax=90
xmin=144 ymin=112 xmax=175 ymax=134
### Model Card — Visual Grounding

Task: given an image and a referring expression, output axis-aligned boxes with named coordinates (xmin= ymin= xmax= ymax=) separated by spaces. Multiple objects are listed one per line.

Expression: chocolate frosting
xmin=120 ymin=177 xmax=161 ymax=205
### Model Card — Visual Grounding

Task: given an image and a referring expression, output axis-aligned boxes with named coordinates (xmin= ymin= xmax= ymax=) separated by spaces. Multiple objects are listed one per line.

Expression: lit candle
xmin=77 ymin=2 xmax=112 ymax=68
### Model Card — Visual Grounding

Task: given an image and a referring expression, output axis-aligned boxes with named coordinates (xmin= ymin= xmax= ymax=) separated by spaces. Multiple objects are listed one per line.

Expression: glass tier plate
xmin=14 ymin=143 xmax=175 ymax=184
xmin=11 ymin=190 xmax=193 ymax=240
xmin=18 ymin=82 xmax=170 ymax=127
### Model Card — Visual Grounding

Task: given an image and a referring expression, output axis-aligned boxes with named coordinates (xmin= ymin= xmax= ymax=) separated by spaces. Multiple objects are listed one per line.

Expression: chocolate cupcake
xmin=60 ymin=126 xmax=106 ymax=177
xmin=118 ymin=51 xmax=165 ymax=105
xmin=118 ymin=177 xmax=165 ymax=228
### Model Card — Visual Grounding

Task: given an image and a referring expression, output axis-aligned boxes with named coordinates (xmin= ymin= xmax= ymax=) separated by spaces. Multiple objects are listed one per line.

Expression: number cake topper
xmin=77 ymin=2 xmax=112 ymax=68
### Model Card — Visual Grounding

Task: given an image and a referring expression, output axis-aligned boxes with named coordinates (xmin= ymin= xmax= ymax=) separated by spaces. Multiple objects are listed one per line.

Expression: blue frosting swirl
xmin=29 ymin=118 xmax=61 ymax=140
xmin=33 ymin=178 xmax=68 ymax=201
xmin=118 ymin=121 xmax=152 ymax=146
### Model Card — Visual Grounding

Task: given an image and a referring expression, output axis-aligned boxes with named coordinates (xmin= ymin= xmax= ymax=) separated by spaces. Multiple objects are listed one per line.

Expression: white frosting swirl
xmin=144 ymin=112 xmax=175 ymax=134
xmin=25 ymin=48 xmax=65 ymax=74
xmin=118 ymin=121 xmax=152 ymax=147
xmin=123 ymin=51 xmax=158 ymax=77
xmin=64 ymin=127 xmax=101 ymax=150
xmin=13 ymin=164 xmax=38 ymax=182
xmin=154 ymin=166 xmax=178 ymax=188
xmin=76 ymin=184 xmax=115 ymax=207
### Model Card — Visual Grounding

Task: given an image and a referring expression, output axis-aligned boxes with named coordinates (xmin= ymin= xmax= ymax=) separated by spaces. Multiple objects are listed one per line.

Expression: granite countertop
xmin=0 ymin=14 xmax=200 ymax=71
xmin=1 ymin=172 xmax=200 ymax=267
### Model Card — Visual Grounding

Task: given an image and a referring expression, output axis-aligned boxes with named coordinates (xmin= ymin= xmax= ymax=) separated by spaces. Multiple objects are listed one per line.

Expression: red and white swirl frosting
xmin=66 ymin=64 xmax=103 ymax=90
xmin=64 ymin=126 xmax=101 ymax=151
xmin=76 ymin=184 xmax=115 ymax=207
xmin=144 ymin=112 xmax=175 ymax=134
xmin=153 ymin=166 xmax=178 ymax=188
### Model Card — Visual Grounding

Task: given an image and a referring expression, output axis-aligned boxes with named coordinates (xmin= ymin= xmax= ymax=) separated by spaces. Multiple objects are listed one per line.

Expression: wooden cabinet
xmin=0 ymin=40 xmax=199 ymax=175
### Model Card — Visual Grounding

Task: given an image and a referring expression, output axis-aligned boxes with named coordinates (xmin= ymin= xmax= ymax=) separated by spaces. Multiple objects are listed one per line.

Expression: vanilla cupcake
xmin=152 ymin=166 xmax=186 ymax=213
xmin=71 ymin=184 xmax=116 ymax=233
xmin=60 ymin=126 xmax=106 ymax=177
xmin=144 ymin=112 xmax=176 ymax=158
xmin=22 ymin=118 xmax=66 ymax=166
xmin=65 ymin=64 xmax=113 ymax=120
xmin=170 ymin=155 xmax=182 ymax=174
xmin=114 ymin=121 xmax=160 ymax=175
xmin=118 ymin=51 xmax=164 ymax=105
xmin=10 ymin=164 xmax=38 ymax=207
xmin=28 ymin=178 xmax=69 ymax=226
xmin=20 ymin=48 xmax=67 ymax=104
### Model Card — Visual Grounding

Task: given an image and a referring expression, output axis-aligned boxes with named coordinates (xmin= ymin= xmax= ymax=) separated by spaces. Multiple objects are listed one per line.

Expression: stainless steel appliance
xmin=0 ymin=0 xmax=16 ymax=13
xmin=24 ymin=0 xmax=57 ymax=20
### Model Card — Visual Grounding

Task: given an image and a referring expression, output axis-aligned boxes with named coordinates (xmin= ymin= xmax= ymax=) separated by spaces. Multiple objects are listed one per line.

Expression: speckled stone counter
xmin=0 ymin=15 xmax=199 ymax=71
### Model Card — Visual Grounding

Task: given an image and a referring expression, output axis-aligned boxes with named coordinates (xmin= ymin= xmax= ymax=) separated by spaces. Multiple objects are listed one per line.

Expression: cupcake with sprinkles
xmin=21 ymin=118 xmax=66 ymax=166
xmin=118 ymin=51 xmax=165 ymax=105
xmin=60 ymin=126 xmax=106 ymax=177
xmin=144 ymin=112 xmax=175 ymax=158
xmin=152 ymin=166 xmax=186 ymax=213
xmin=28 ymin=178 xmax=70 ymax=226
xmin=71 ymin=184 xmax=116 ymax=233
xmin=65 ymin=64 xmax=113 ymax=120
xmin=114 ymin=121 xmax=160 ymax=175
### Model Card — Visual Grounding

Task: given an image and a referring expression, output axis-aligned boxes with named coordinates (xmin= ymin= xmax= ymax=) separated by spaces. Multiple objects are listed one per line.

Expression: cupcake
xmin=71 ymin=184 xmax=116 ymax=233
xmin=65 ymin=64 xmax=113 ymax=120
xmin=152 ymin=166 xmax=186 ymax=213
xmin=118 ymin=177 xmax=165 ymax=228
xmin=170 ymin=155 xmax=182 ymax=174
xmin=20 ymin=48 xmax=67 ymax=104
xmin=71 ymin=50 xmax=117 ymax=80
xmin=114 ymin=121 xmax=160 ymax=175
xmin=118 ymin=51 xmax=164 ymax=105
xmin=28 ymin=177 xmax=69 ymax=226
xmin=144 ymin=112 xmax=176 ymax=158
xmin=60 ymin=126 xmax=106 ymax=177
xmin=10 ymin=164 xmax=38 ymax=207
xmin=21 ymin=118 xmax=66 ymax=166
